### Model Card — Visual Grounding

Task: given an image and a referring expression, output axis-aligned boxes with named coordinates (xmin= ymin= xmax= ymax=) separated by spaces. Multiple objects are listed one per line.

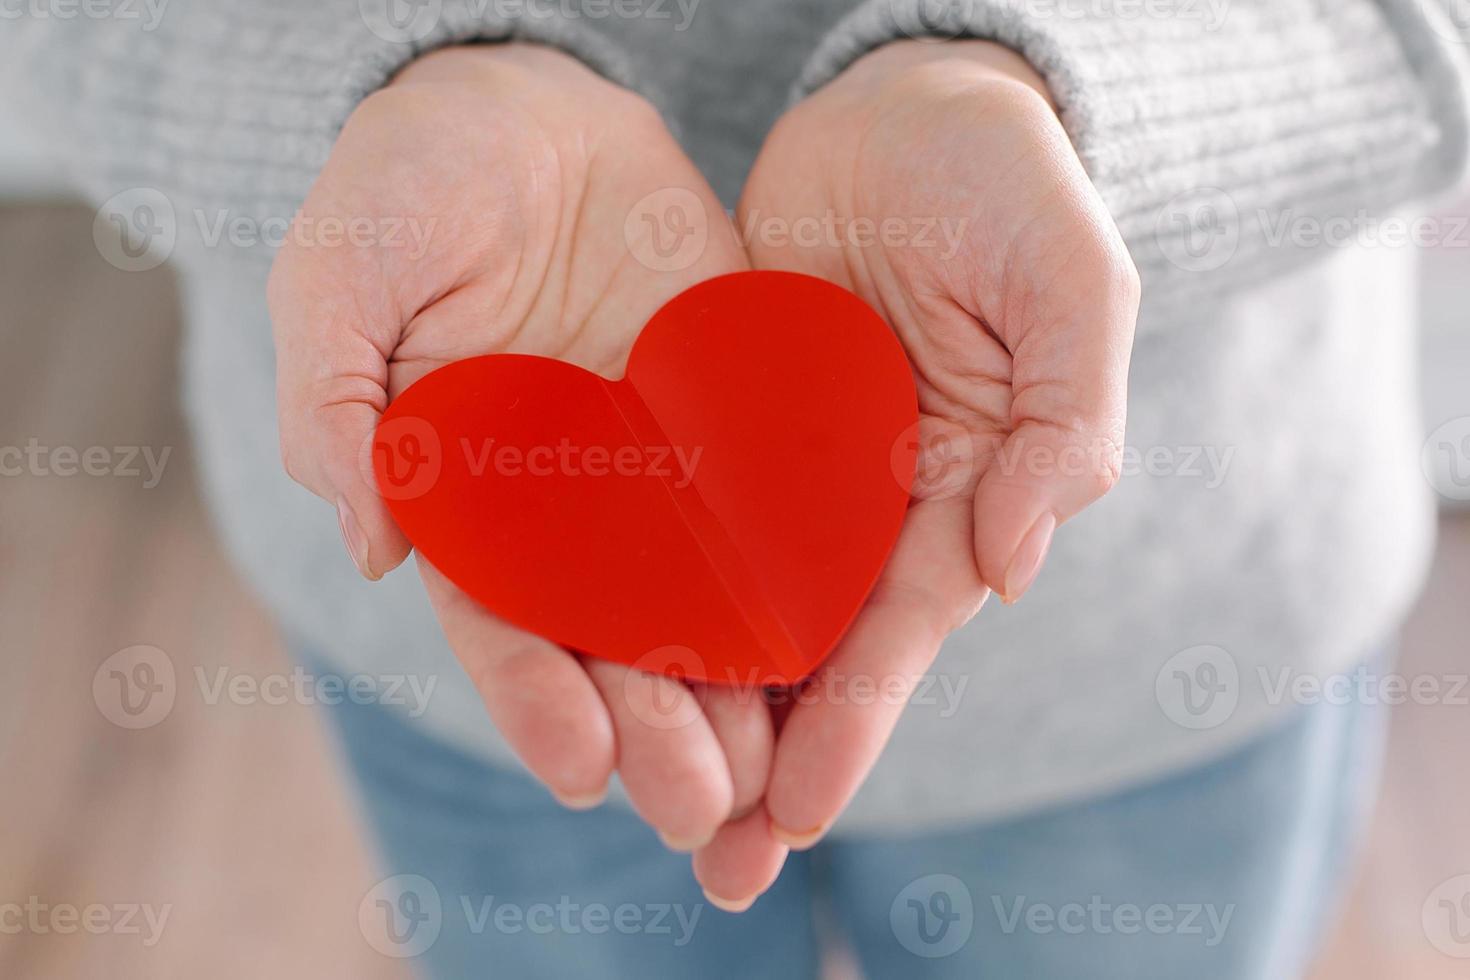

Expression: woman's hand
xmin=268 ymin=44 xmax=773 ymax=855
xmin=727 ymin=40 xmax=1139 ymax=853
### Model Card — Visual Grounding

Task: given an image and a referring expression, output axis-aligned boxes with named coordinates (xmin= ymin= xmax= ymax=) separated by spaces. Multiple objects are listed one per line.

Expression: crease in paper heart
xmin=373 ymin=270 xmax=918 ymax=685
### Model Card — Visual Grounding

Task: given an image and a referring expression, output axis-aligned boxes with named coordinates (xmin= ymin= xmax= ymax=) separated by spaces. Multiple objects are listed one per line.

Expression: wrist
xmin=390 ymin=41 xmax=591 ymax=90
xmin=831 ymin=39 xmax=1055 ymax=117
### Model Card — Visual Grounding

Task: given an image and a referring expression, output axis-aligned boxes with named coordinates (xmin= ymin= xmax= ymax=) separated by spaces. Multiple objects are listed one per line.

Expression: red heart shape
xmin=374 ymin=271 xmax=917 ymax=685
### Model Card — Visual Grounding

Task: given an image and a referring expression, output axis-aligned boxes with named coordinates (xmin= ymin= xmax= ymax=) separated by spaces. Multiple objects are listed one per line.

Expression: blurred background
xmin=1 ymin=107 xmax=1468 ymax=978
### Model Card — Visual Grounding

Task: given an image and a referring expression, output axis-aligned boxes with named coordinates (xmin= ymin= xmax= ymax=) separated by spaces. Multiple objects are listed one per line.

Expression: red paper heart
xmin=373 ymin=271 xmax=917 ymax=685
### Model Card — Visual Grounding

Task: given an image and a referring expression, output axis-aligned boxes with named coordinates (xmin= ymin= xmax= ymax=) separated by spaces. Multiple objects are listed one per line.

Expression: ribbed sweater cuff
xmin=794 ymin=0 xmax=1470 ymax=298
xmin=6 ymin=0 xmax=640 ymax=261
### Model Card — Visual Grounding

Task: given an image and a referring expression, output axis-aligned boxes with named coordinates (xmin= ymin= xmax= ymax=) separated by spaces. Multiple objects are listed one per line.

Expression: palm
xmin=725 ymin=42 xmax=1137 ymax=845
xmin=300 ymin=65 xmax=743 ymax=401
xmin=271 ymin=44 xmax=765 ymax=854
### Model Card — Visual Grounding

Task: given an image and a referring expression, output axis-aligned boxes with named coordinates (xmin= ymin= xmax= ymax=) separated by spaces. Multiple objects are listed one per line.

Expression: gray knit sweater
xmin=6 ymin=0 xmax=1467 ymax=831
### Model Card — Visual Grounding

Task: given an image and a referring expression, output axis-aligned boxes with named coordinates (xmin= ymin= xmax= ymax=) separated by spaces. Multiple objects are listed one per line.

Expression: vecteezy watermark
xmin=1260 ymin=209 xmax=1470 ymax=251
xmin=994 ymin=437 xmax=1234 ymax=490
xmin=888 ymin=0 xmax=975 ymax=40
xmin=891 ymin=874 xmax=975 ymax=958
xmin=624 ymin=187 xmax=709 ymax=273
xmin=1155 ymin=644 xmax=1240 ymax=730
xmin=0 ymin=439 xmax=171 ymax=488
xmin=194 ymin=210 xmax=438 ymax=259
xmin=891 ymin=424 xmax=1235 ymax=502
xmin=462 ymin=438 xmax=703 ymax=489
xmin=0 ymin=898 xmax=171 ymax=948
xmin=620 ymin=648 xmax=970 ymax=730
xmin=1423 ymin=416 xmax=1470 ymax=502
xmin=1155 ymin=186 xmax=1241 ymax=273
xmin=358 ymin=875 xmax=703 ymax=959
xmin=1034 ymin=0 xmax=1229 ymax=28
xmin=371 ymin=416 xmax=444 ymax=502
xmin=0 ymin=0 xmax=169 ymax=31
xmin=765 ymin=670 xmax=970 ymax=717
xmin=93 ymin=188 xmax=439 ymax=272
xmin=194 ymin=665 xmax=438 ymax=718
xmin=737 ymin=209 xmax=969 ymax=260
xmin=1424 ymin=874 xmax=1470 ymax=958
xmin=1157 ymin=648 xmax=1470 ymax=731
xmin=1257 ymin=664 xmax=1470 ymax=709
xmin=94 ymin=188 xmax=176 ymax=273
xmin=93 ymin=646 xmax=177 ymax=730
xmin=992 ymin=895 xmax=1234 ymax=947
xmin=1157 ymin=186 xmax=1470 ymax=272
xmin=892 ymin=417 xmax=977 ymax=502
xmin=359 ymin=0 xmax=702 ymax=44
xmin=890 ymin=0 xmax=1231 ymax=42
xmin=360 ymin=875 xmax=443 ymax=958
xmin=621 ymin=646 xmax=710 ymax=731
xmin=92 ymin=646 xmax=439 ymax=729
xmin=369 ymin=418 xmax=705 ymax=501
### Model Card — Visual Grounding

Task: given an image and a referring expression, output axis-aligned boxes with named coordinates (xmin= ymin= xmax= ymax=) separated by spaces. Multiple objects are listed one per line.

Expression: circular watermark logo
xmin=892 ymin=417 xmax=976 ymax=501
xmin=93 ymin=187 xmax=176 ymax=273
xmin=890 ymin=0 xmax=975 ymax=41
xmin=1155 ymin=644 xmax=1238 ymax=730
xmin=359 ymin=874 xmax=443 ymax=958
xmin=624 ymin=187 xmax=708 ymax=273
xmin=358 ymin=0 xmax=442 ymax=43
xmin=623 ymin=645 xmax=708 ymax=730
xmin=1155 ymin=187 xmax=1240 ymax=273
xmin=891 ymin=873 xmax=974 ymax=958
xmin=93 ymin=645 xmax=176 ymax=729
xmin=1423 ymin=874 xmax=1470 ymax=958
xmin=1422 ymin=416 xmax=1470 ymax=502
xmin=369 ymin=415 xmax=444 ymax=501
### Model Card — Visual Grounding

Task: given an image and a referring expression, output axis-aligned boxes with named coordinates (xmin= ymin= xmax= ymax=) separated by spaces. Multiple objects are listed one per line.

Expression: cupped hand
xmin=268 ymin=44 xmax=775 ymax=855
xmin=722 ymin=40 xmax=1139 ymax=856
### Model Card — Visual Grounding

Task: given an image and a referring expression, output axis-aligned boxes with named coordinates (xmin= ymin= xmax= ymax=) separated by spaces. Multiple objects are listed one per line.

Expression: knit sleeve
xmin=0 ymin=0 xmax=640 ymax=266
xmin=793 ymin=0 xmax=1470 ymax=303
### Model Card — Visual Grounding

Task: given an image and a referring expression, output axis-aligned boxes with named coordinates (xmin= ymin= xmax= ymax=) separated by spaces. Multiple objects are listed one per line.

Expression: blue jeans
xmin=312 ymin=652 xmax=1386 ymax=980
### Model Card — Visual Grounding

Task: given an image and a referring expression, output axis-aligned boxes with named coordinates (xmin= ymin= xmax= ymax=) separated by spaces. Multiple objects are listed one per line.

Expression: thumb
xmin=268 ymin=257 xmax=412 ymax=581
xmin=972 ymin=245 xmax=1138 ymax=604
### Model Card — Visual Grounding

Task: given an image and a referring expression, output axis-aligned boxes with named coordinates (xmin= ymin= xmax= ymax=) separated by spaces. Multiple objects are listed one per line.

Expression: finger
xmin=268 ymin=242 xmax=412 ymax=581
xmin=419 ymin=558 xmax=615 ymax=806
xmin=688 ymin=682 xmax=774 ymax=819
xmin=972 ymin=150 xmax=1140 ymax=605
xmin=766 ymin=498 xmax=985 ymax=848
xmin=583 ymin=659 xmax=735 ymax=851
xmin=691 ymin=808 xmax=790 ymax=913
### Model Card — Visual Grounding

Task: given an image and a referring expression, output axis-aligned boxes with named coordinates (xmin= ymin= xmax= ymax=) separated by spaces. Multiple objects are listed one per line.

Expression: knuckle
xmin=484 ymin=642 xmax=553 ymax=698
xmin=1082 ymin=427 xmax=1126 ymax=499
xmin=866 ymin=578 xmax=976 ymax=648
xmin=1092 ymin=445 xmax=1124 ymax=497
xmin=1076 ymin=226 xmax=1142 ymax=314
xmin=600 ymin=89 xmax=673 ymax=148
xmin=1117 ymin=248 xmax=1143 ymax=305
xmin=616 ymin=89 xmax=667 ymax=131
xmin=1106 ymin=242 xmax=1143 ymax=314
xmin=889 ymin=58 xmax=1051 ymax=127
xmin=351 ymin=84 xmax=425 ymax=127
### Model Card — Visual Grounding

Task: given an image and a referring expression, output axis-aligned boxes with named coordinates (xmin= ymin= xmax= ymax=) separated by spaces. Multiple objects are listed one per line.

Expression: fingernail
xmin=336 ymin=496 xmax=378 ymax=581
xmin=702 ymin=889 xmax=756 ymax=914
xmin=553 ymin=786 xmax=607 ymax=810
xmin=1002 ymin=511 xmax=1056 ymax=605
xmin=770 ymin=822 xmax=825 ymax=850
xmin=658 ymin=829 xmax=714 ymax=853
